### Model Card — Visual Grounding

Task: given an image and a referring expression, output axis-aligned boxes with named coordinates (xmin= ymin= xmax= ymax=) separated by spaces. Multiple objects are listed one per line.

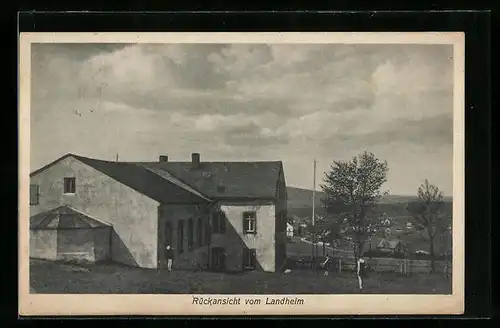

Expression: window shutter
xmin=211 ymin=213 xmax=218 ymax=233
xmin=220 ymin=213 xmax=226 ymax=234
xmin=188 ymin=218 xmax=193 ymax=249
xmin=251 ymin=249 xmax=256 ymax=267
xmin=253 ymin=213 xmax=257 ymax=234
xmin=242 ymin=213 xmax=247 ymax=233
xmin=206 ymin=220 xmax=211 ymax=244
xmin=165 ymin=222 xmax=172 ymax=245
xmin=242 ymin=248 xmax=248 ymax=268
xmin=29 ymin=184 xmax=39 ymax=205
xmin=197 ymin=218 xmax=203 ymax=246
xmin=178 ymin=221 xmax=184 ymax=254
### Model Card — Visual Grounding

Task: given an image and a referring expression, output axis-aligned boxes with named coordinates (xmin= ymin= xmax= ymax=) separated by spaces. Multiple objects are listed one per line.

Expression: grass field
xmin=30 ymin=259 xmax=451 ymax=294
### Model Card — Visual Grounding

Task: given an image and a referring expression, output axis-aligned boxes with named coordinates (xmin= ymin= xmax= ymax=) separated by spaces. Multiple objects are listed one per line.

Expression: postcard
xmin=18 ymin=31 xmax=465 ymax=316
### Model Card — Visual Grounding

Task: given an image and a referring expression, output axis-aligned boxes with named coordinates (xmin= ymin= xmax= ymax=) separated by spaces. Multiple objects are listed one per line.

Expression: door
xmin=210 ymin=247 xmax=226 ymax=272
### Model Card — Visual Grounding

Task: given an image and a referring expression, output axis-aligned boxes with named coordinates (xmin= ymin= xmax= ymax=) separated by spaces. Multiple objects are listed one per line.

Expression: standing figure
xmin=357 ymin=257 xmax=366 ymax=291
xmin=165 ymin=245 xmax=174 ymax=272
xmin=322 ymin=255 xmax=331 ymax=276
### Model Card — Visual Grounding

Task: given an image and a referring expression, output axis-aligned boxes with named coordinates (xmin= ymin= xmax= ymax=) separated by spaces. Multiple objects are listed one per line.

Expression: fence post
xmin=338 ymin=259 xmax=342 ymax=273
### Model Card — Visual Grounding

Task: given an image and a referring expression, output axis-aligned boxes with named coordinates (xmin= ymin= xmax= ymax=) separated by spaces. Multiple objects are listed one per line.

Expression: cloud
xmin=30 ymin=43 xmax=454 ymax=195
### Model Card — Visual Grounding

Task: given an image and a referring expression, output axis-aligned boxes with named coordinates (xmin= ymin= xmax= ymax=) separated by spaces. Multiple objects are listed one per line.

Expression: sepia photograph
xmin=19 ymin=32 xmax=465 ymax=316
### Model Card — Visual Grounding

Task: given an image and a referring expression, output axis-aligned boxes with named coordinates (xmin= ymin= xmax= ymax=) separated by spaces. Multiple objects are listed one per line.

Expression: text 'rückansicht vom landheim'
xmin=192 ymin=296 xmax=305 ymax=306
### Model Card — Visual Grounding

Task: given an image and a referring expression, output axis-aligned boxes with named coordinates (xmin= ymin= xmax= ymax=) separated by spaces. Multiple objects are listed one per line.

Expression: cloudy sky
xmin=30 ymin=43 xmax=454 ymax=196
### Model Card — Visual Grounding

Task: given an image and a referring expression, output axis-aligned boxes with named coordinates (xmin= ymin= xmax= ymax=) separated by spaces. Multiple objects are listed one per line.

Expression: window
xmin=165 ymin=222 xmax=172 ymax=246
xmin=63 ymin=177 xmax=76 ymax=194
xmin=177 ymin=220 xmax=184 ymax=254
xmin=197 ymin=217 xmax=203 ymax=246
xmin=205 ymin=220 xmax=211 ymax=245
xmin=210 ymin=247 xmax=226 ymax=271
xmin=243 ymin=211 xmax=257 ymax=234
xmin=188 ymin=218 xmax=194 ymax=250
xmin=243 ymin=248 xmax=256 ymax=270
xmin=212 ymin=211 xmax=226 ymax=234
xmin=30 ymin=184 xmax=39 ymax=205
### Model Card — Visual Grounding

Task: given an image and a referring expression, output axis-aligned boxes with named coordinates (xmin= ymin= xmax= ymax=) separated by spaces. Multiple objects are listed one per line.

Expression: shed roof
xmin=30 ymin=205 xmax=111 ymax=230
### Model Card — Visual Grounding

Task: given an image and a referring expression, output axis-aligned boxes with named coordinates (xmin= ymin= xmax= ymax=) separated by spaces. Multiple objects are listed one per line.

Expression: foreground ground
xmin=30 ymin=259 xmax=451 ymax=294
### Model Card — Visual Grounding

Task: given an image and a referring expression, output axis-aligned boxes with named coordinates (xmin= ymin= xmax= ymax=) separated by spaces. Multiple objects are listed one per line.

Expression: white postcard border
xmin=18 ymin=32 xmax=465 ymax=316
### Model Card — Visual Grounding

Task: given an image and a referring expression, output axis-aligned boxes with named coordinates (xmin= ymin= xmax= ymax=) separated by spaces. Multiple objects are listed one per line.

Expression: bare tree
xmin=321 ymin=151 xmax=390 ymax=262
xmin=407 ymin=179 xmax=446 ymax=273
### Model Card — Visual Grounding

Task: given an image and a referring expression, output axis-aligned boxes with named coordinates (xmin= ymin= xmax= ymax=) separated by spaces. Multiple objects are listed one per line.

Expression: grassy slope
xmin=30 ymin=259 xmax=451 ymax=294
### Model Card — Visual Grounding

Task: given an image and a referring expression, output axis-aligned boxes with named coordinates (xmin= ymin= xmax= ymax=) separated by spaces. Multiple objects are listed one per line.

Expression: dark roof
xmin=30 ymin=205 xmax=111 ymax=229
xmin=362 ymin=237 xmax=402 ymax=253
xmin=136 ymin=161 xmax=283 ymax=199
xmin=30 ymin=154 xmax=283 ymax=203
xmin=72 ymin=155 xmax=209 ymax=204
xmin=377 ymin=239 xmax=403 ymax=249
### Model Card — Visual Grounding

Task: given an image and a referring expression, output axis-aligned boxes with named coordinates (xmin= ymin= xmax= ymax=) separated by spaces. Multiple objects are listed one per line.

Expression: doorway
xmin=210 ymin=247 xmax=226 ymax=272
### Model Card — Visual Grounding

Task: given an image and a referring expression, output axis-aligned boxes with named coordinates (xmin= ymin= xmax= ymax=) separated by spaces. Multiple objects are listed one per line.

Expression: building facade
xmin=29 ymin=153 xmax=287 ymax=272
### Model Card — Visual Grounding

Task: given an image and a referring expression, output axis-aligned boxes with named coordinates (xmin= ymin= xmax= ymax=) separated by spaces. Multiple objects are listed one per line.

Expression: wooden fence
xmin=287 ymin=256 xmax=452 ymax=275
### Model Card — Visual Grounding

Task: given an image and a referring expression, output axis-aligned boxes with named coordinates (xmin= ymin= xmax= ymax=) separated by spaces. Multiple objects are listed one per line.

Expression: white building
xmin=286 ymin=222 xmax=294 ymax=237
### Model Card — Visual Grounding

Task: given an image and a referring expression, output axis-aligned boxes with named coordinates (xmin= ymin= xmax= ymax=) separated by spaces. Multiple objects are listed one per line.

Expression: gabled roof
xmin=73 ymin=155 xmax=210 ymax=204
xmin=377 ymin=238 xmax=403 ymax=249
xmin=30 ymin=154 xmax=209 ymax=204
xmin=30 ymin=205 xmax=111 ymax=230
xmin=30 ymin=154 xmax=284 ymax=203
xmin=136 ymin=161 xmax=283 ymax=200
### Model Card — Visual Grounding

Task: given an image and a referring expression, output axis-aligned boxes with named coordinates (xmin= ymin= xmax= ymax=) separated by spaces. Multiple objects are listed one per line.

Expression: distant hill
xmin=286 ymin=186 xmax=325 ymax=209
xmin=286 ymin=186 xmax=453 ymax=219
xmin=287 ymin=186 xmax=452 ymax=207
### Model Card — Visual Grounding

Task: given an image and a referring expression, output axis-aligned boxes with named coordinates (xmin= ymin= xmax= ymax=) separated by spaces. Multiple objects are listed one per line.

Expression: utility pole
xmin=313 ymin=159 xmax=316 ymax=226
xmin=311 ymin=159 xmax=317 ymax=264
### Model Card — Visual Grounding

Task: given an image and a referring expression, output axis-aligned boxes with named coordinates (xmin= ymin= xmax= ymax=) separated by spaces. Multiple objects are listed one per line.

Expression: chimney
xmin=191 ymin=153 xmax=200 ymax=167
xmin=159 ymin=155 xmax=169 ymax=162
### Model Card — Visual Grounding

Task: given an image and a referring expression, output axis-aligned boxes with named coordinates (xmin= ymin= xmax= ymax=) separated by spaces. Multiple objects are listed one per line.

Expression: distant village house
xmin=376 ymin=238 xmax=405 ymax=255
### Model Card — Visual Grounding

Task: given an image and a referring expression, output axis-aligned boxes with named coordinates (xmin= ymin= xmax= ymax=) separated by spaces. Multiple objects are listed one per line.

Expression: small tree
xmin=321 ymin=151 xmax=389 ymax=263
xmin=314 ymin=215 xmax=342 ymax=256
xmin=407 ymin=179 xmax=446 ymax=273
